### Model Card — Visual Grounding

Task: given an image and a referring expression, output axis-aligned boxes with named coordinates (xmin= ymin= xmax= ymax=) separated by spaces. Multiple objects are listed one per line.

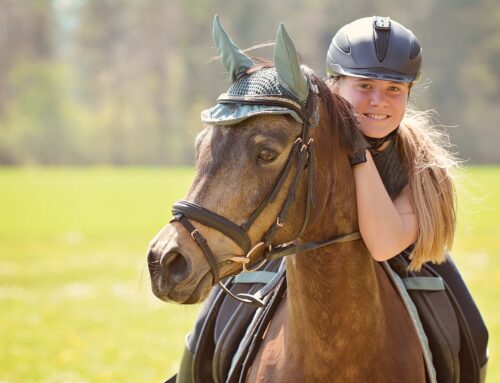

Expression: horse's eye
xmin=257 ymin=148 xmax=278 ymax=162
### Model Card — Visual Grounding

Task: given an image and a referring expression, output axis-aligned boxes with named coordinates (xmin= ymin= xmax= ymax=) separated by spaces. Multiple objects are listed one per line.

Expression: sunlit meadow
xmin=0 ymin=167 xmax=498 ymax=382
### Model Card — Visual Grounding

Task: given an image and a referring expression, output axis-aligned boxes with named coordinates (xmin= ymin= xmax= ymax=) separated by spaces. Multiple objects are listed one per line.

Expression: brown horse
xmin=147 ymin=17 xmax=426 ymax=383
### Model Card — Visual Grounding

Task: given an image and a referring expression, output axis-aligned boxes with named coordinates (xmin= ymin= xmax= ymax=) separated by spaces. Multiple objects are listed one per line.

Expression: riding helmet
xmin=326 ymin=16 xmax=422 ymax=83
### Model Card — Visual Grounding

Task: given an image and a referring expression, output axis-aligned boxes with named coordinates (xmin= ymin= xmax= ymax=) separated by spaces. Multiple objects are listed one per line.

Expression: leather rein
xmin=171 ymin=81 xmax=361 ymax=305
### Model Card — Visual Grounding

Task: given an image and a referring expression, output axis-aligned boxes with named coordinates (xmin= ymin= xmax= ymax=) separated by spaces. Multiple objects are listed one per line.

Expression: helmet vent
xmin=334 ymin=30 xmax=350 ymax=54
xmin=374 ymin=28 xmax=390 ymax=62
xmin=410 ymin=39 xmax=421 ymax=60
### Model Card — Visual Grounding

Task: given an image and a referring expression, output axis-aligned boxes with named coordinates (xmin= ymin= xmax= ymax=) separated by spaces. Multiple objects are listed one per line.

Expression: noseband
xmin=171 ymin=79 xmax=361 ymax=305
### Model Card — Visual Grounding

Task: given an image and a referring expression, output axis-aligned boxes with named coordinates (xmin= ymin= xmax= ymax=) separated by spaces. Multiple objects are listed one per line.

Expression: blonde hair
xmin=398 ymin=109 xmax=458 ymax=271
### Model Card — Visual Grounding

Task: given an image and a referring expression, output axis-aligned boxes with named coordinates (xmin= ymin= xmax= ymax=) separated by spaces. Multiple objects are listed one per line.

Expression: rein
xmin=171 ymin=79 xmax=361 ymax=306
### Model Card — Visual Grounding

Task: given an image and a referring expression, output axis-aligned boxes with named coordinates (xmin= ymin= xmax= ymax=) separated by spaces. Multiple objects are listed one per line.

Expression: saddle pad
xmin=381 ymin=261 xmax=438 ymax=383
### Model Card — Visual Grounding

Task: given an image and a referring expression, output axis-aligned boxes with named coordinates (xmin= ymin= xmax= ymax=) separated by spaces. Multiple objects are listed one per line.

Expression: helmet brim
xmin=327 ymin=63 xmax=420 ymax=83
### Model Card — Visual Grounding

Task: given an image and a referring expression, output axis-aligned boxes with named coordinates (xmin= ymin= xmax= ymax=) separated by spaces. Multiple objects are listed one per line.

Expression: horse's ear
xmin=213 ymin=15 xmax=255 ymax=82
xmin=274 ymin=24 xmax=308 ymax=102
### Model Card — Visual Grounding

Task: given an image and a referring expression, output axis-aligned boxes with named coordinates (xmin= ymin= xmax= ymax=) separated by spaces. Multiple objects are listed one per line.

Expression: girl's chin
xmin=360 ymin=124 xmax=397 ymax=138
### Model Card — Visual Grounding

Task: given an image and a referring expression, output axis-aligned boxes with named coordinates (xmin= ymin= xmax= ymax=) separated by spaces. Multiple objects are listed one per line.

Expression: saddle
xmin=388 ymin=251 xmax=489 ymax=383
xmin=166 ymin=254 xmax=488 ymax=383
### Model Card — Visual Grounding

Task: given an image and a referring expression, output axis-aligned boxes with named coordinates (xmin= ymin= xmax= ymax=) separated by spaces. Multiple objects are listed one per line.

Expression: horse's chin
xmin=152 ymin=272 xmax=213 ymax=304
xmin=183 ymin=272 xmax=213 ymax=304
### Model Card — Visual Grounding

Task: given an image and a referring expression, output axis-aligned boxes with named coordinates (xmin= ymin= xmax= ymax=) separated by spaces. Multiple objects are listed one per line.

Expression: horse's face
xmin=148 ymin=114 xmax=304 ymax=303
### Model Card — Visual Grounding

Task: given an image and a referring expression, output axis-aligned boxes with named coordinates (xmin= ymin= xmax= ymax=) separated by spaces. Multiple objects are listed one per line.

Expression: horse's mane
xmin=308 ymin=71 xmax=365 ymax=157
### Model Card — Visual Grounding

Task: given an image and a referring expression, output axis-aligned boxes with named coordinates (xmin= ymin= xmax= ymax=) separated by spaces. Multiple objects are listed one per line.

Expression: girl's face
xmin=334 ymin=76 xmax=409 ymax=138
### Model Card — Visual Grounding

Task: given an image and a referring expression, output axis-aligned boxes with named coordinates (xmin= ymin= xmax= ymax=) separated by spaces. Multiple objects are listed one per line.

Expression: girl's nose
xmin=369 ymin=90 xmax=388 ymax=106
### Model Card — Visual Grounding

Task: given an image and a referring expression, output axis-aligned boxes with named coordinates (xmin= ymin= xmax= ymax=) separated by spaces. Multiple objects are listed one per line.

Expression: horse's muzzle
xmin=147 ymin=224 xmax=212 ymax=304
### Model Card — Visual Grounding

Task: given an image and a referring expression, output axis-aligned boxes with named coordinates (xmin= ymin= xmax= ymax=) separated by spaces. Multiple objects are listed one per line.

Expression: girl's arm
xmin=353 ymin=150 xmax=418 ymax=261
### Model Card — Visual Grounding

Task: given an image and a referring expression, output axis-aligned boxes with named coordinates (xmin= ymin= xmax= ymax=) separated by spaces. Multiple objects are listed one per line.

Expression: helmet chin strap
xmin=363 ymin=126 xmax=399 ymax=151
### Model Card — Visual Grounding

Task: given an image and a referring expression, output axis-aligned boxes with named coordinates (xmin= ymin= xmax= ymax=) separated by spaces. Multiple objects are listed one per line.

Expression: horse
xmin=147 ymin=16 xmax=426 ymax=383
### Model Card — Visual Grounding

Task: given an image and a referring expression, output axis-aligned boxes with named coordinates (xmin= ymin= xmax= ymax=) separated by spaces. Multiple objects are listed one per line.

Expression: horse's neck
xmin=284 ymin=242 xmax=384 ymax=375
xmin=279 ymin=99 xmax=389 ymax=375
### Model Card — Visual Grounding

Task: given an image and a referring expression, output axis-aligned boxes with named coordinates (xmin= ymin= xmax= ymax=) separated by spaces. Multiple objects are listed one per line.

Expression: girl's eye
xmin=257 ymin=148 xmax=278 ymax=162
xmin=388 ymin=86 xmax=401 ymax=92
xmin=359 ymin=83 xmax=371 ymax=89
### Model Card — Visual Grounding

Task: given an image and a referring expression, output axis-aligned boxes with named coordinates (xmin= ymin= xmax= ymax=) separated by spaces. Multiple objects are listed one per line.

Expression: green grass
xmin=0 ymin=167 xmax=199 ymax=383
xmin=0 ymin=166 xmax=498 ymax=382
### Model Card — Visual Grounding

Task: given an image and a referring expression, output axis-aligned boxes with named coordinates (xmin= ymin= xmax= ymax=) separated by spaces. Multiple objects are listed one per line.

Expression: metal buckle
xmin=242 ymin=242 xmax=267 ymax=272
xmin=190 ymin=229 xmax=199 ymax=240
xmin=276 ymin=217 xmax=284 ymax=228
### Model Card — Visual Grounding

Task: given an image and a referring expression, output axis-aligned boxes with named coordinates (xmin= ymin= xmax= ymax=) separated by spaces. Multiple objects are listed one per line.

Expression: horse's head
xmin=147 ymin=16 xmax=364 ymax=304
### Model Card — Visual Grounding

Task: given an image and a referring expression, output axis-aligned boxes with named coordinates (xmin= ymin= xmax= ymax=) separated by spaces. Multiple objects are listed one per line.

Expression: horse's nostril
xmin=161 ymin=252 xmax=189 ymax=283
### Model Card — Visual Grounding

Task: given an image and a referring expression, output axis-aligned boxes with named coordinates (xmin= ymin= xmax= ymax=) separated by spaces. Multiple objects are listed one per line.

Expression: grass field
xmin=0 ymin=167 xmax=498 ymax=382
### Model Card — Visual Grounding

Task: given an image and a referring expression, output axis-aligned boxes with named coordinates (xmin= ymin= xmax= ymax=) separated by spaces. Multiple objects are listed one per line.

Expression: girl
xmin=326 ymin=17 xmax=488 ymax=379
xmin=325 ymin=16 xmax=457 ymax=271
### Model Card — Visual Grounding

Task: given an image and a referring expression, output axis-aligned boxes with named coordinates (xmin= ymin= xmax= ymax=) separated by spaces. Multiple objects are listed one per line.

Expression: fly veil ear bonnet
xmin=201 ymin=15 xmax=313 ymax=127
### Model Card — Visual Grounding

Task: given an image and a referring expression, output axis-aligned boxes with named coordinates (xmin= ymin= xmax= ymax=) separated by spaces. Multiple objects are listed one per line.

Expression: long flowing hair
xmin=398 ymin=109 xmax=458 ymax=270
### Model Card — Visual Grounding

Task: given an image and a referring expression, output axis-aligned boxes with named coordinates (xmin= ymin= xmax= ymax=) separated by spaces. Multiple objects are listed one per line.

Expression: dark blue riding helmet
xmin=326 ymin=16 xmax=422 ymax=83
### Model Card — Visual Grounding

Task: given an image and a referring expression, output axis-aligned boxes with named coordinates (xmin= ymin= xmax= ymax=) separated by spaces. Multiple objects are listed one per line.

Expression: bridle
xmin=171 ymin=78 xmax=361 ymax=305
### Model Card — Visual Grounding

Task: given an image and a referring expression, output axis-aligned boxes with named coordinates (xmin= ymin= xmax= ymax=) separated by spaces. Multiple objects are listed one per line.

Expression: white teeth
xmin=365 ymin=113 xmax=388 ymax=120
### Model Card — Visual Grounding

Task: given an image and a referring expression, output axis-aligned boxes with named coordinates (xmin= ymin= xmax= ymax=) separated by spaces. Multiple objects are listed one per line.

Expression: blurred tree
xmin=0 ymin=0 xmax=53 ymax=116
xmin=0 ymin=62 xmax=93 ymax=164
xmin=0 ymin=0 xmax=499 ymax=165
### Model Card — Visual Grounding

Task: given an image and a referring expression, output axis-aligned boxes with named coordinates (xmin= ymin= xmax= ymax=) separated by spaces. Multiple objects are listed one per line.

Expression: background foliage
xmin=0 ymin=0 xmax=499 ymax=165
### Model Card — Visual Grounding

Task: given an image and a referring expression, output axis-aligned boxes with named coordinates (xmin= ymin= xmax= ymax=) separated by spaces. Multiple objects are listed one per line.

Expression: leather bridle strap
xmin=261 ymin=139 xmax=309 ymax=247
xmin=171 ymin=214 xmax=220 ymax=284
xmin=258 ymin=90 xmax=317 ymax=250
xmin=242 ymin=139 xmax=301 ymax=231
xmin=264 ymin=232 xmax=362 ymax=260
xmin=172 ymin=201 xmax=252 ymax=253
xmin=172 ymin=213 xmax=265 ymax=305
